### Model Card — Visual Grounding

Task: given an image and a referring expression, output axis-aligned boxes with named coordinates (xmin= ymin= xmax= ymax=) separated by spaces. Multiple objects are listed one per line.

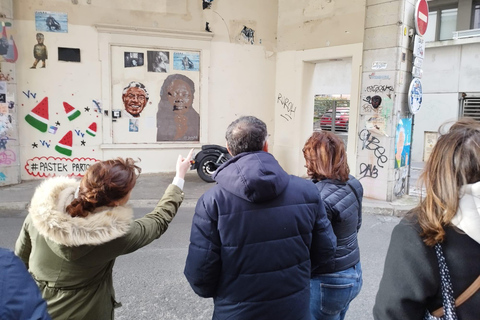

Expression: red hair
xmin=303 ymin=131 xmax=349 ymax=181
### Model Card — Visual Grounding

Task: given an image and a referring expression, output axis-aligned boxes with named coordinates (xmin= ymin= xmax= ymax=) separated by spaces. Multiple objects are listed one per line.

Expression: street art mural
xmin=30 ymin=33 xmax=48 ymax=69
xmin=35 ymin=11 xmax=68 ymax=33
xmin=0 ymin=23 xmax=18 ymax=63
xmin=394 ymin=118 xmax=412 ymax=169
xmin=25 ymin=157 xmax=100 ymax=177
xmin=23 ymin=94 xmax=102 ymax=178
xmin=173 ymin=52 xmax=199 ymax=71
xmin=124 ymin=52 xmax=144 ymax=68
xmin=156 ymin=74 xmax=200 ymax=141
xmin=147 ymin=51 xmax=169 ymax=73
xmin=122 ymin=81 xmax=149 ymax=118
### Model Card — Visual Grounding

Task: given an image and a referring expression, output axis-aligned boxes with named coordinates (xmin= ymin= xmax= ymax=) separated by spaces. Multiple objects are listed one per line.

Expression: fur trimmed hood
xmin=29 ymin=176 xmax=134 ymax=250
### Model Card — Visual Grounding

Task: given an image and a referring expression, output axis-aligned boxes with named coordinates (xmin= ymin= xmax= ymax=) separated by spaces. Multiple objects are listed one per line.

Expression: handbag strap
xmin=425 ymin=243 xmax=458 ymax=320
xmin=432 ymin=275 xmax=480 ymax=317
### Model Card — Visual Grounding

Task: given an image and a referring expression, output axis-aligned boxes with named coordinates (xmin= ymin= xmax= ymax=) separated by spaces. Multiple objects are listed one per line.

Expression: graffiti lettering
xmin=25 ymin=156 xmax=100 ymax=177
xmin=22 ymin=90 xmax=37 ymax=99
xmin=39 ymin=140 xmax=51 ymax=148
xmin=359 ymin=163 xmax=378 ymax=180
xmin=366 ymin=85 xmax=394 ymax=94
xmin=74 ymin=129 xmax=85 ymax=138
xmin=0 ymin=73 xmax=12 ymax=81
xmin=358 ymin=129 xmax=388 ymax=168
xmin=362 ymin=104 xmax=383 ymax=113
xmin=277 ymin=93 xmax=296 ymax=121
xmin=0 ymin=149 xmax=16 ymax=165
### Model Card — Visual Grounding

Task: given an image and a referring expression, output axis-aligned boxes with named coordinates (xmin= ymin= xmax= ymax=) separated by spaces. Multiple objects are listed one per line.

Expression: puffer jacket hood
xmin=28 ymin=176 xmax=134 ymax=260
xmin=453 ymin=180 xmax=480 ymax=244
xmin=213 ymin=151 xmax=289 ymax=203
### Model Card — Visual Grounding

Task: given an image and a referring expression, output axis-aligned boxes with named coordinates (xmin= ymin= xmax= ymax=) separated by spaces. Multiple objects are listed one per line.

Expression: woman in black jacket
xmin=374 ymin=118 xmax=480 ymax=319
xmin=303 ymin=131 xmax=363 ymax=320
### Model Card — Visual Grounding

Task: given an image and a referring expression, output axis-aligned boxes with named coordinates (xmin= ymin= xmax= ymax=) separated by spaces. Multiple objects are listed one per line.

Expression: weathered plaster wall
xmin=277 ymin=0 xmax=366 ymax=51
xmin=273 ymin=0 xmax=365 ymax=177
xmin=14 ymin=0 xmax=279 ymax=179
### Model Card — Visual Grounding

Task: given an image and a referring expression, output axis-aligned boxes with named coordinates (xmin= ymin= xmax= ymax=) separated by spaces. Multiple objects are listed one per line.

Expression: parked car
xmin=320 ymin=108 xmax=350 ymax=131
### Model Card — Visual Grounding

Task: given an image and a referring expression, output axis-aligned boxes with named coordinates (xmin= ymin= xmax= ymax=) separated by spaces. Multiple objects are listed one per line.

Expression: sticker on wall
xmin=25 ymin=97 xmax=49 ymax=132
xmin=48 ymin=126 xmax=58 ymax=134
xmin=156 ymin=74 xmax=200 ymax=141
xmin=124 ymin=52 xmax=144 ymax=68
xmin=63 ymin=102 xmax=81 ymax=121
xmin=240 ymin=26 xmax=255 ymax=45
xmin=408 ymin=78 xmax=423 ymax=114
xmin=122 ymin=81 xmax=149 ymax=118
xmin=147 ymin=51 xmax=169 ymax=73
xmin=86 ymin=122 xmax=97 ymax=137
xmin=173 ymin=52 xmax=199 ymax=71
xmin=394 ymin=118 xmax=412 ymax=169
xmin=25 ymin=156 xmax=100 ymax=177
xmin=203 ymin=0 xmax=213 ymax=9
xmin=30 ymin=33 xmax=47 ymax=69
xmin=35 ymin=11 xmax=68 ymax=33
xmin=55 ymin=131 xmax=73 ymax=156
xmin=0 ymin=26 xmax=18 ymax=63
xmin=129 ymin=119 xmax=139 ymax=132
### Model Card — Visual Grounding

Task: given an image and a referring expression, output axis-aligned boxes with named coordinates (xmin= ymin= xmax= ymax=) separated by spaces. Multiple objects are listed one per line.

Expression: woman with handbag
xmin=373 ymin=118 xmax=480 ymax=319
xmin=303 ymin=131 xmax=364 ymax=320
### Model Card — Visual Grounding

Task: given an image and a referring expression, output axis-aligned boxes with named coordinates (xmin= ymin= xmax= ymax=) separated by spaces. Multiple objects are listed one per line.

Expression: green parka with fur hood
xmin=15 ymin=176 xmax=184 ymax=320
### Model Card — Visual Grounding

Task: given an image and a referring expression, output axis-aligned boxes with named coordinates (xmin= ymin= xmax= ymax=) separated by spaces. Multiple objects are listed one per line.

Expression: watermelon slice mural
xmin=55 ymin=131 xmax=73 ymax=156
xmin=63 ymin=102 xmax=81 ymax=121
xmin=86 ymin=122 xmax=97 ymax=137
xmin=25 ymin=97 xmax=49 ymax=132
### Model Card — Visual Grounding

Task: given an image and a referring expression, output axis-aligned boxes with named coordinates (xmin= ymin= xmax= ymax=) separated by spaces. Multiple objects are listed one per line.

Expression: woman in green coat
xmin=15 ymin=151 xmax=193 ymax=320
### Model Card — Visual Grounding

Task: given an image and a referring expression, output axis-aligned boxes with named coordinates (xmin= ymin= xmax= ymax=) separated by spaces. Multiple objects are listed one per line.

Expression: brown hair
xmin=66 ymin=158 xmax=141 ymax=218
xmin=302 ymin=131 xmax=349 ymax=182
xmin=417 ymin=118 xmax=480 ymax=246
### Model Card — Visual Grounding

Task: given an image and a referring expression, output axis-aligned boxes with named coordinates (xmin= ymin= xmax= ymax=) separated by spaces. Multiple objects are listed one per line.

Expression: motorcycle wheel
xmin=197 ymin=155 xmax=222 ymax=183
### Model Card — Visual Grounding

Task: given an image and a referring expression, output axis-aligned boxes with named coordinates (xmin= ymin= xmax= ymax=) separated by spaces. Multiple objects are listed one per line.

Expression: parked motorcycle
xmin=190 ymin=144 xmax=232 ymax=183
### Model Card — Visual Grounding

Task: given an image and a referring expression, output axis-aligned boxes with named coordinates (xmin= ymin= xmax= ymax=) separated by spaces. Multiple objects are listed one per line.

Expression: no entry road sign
xmin=415 ymin=0 xmax=429 ymax=36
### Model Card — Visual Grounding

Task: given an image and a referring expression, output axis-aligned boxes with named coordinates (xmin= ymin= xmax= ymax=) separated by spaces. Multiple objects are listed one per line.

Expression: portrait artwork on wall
xmin=124 ymin=52 xmax=144 ymax=68
xmin=30 ymin=33 xmax=47 ymax=69
xmin=173 ymin=52 xmax=199 ymax=71
xmin=147 ymin=51 xmax=169 ymax=73
xmin=110 ymin=45 xmax=201 ymax=143
xmin=35 ymin=11 xmax=68 ymax=33
xmin=156 ymin=74 xmax=200 ymax=141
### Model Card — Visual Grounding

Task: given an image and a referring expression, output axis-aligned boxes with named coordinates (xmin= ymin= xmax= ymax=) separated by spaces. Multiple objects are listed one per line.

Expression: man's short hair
xmin=122 ymin=81 xmax=149 ymax=100
xmin=225 ymin=116 xmax=267 ymax=156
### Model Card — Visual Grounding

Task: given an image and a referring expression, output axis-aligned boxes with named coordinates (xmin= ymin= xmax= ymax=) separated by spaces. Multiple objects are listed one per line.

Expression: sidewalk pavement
xmin=0 ymin=171 xmax=420 ymax=216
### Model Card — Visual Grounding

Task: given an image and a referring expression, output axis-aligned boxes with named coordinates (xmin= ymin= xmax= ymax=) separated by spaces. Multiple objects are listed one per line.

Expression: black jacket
xmin=373 ymin=216 xmax=480 ymax=319
xmin=312 ymin=175 xmax=363 ymax=274
xmin=184 ymin=151 xmax=336 ymax=320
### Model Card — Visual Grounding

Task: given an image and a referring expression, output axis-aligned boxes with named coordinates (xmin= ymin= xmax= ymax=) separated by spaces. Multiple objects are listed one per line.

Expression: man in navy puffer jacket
xmin=184 ymin=116 xmax=337 ymax=320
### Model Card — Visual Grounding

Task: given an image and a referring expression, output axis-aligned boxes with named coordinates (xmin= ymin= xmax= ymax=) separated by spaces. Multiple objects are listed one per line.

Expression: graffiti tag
xmin=366 ymin=85 xmax=394 ymax=94
xmin=277 ymin=93 xmax=297 ymax=121
xmin=358 ymin=129 xmax=388 ymax=168
xmin=359 ymin=163 xmax=379 ymax=180
xmin=22 ymin=90 xmax=37 ymax=99
xmin=0 ymin=149 xmax=15 ymax=166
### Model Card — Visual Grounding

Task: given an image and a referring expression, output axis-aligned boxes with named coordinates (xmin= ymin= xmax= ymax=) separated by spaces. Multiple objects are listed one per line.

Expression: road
xmin=0 ymin=207 xmax=400 ymax=320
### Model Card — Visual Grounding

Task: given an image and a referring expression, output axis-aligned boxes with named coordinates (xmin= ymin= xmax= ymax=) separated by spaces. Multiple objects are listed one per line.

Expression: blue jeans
xmin=310 ymin=262 xmax=363 ymax=320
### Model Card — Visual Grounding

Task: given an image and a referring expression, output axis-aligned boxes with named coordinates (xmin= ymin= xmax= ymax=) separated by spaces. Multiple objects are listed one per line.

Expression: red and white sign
xmin=415 ymin=0 xmax=429 ymax=36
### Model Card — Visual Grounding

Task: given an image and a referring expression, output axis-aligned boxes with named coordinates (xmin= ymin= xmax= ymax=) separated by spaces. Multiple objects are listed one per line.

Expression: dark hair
xmin=302 ymin=131 xmax=349 ymax=182
xmin=225 ymin=116 xmax=267 ymax=156
xmin=66 ymin=158 xmax=141 ymax=218
xmin=416 ymin=117 xmax=480 ymax=246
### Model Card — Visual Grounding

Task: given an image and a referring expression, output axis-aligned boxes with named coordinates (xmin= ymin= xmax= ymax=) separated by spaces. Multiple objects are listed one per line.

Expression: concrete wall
xmin=273 ymin=0 xmax=365 ymax=176
xmin=14 ymin=0 xmax=278 ymax=179
xmin=412 ymin=40 xmax=480 ymax=162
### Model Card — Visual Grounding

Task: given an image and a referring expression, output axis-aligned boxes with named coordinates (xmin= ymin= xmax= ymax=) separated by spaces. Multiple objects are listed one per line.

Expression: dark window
xmin=461 ymin=97 xmax=480 ymax=121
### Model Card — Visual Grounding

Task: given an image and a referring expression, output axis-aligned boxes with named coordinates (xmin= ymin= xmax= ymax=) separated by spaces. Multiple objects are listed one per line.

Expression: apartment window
xmin=473 ymin=2 xmax=480 ymax=29
xmin=425 ymin=6 xmax=458 ymax=41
